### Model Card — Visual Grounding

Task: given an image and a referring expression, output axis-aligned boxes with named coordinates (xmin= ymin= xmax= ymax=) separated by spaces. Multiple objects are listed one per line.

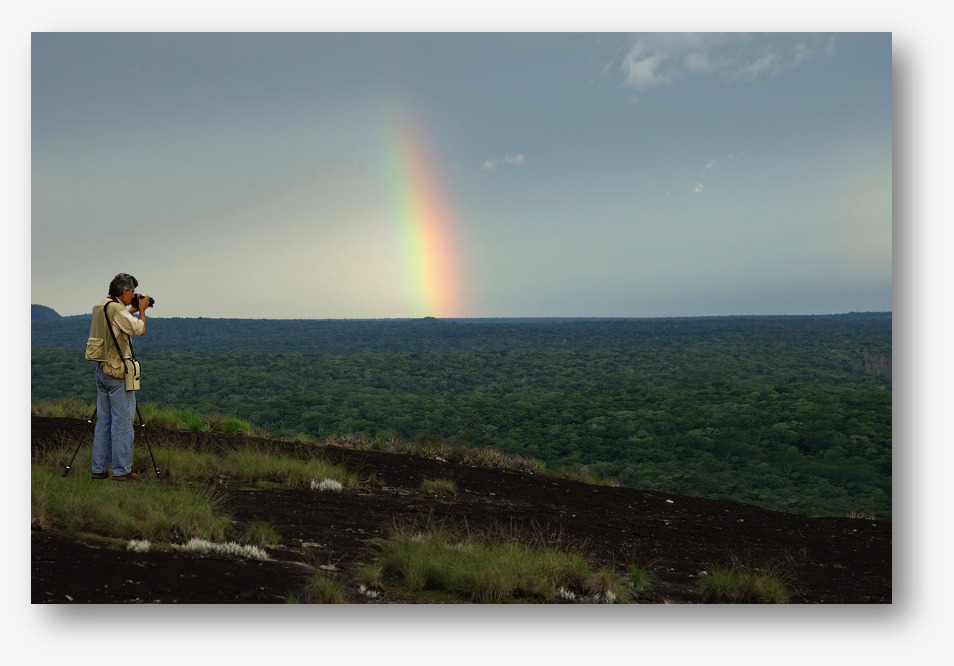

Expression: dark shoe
xmin=112 ymin=473 xmax=140 ymax=481
xmin=91 ymin=471 xmax=109 ymax=480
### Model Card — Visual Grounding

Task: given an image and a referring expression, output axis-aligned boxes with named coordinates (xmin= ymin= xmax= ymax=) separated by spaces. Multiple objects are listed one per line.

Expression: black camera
xmin=131 ymin=293 xmax=156 ymax=309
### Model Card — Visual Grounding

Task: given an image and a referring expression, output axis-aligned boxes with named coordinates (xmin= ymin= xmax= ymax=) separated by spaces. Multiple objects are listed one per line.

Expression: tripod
xmin=61 ymin=405 xmax=161 ymax=479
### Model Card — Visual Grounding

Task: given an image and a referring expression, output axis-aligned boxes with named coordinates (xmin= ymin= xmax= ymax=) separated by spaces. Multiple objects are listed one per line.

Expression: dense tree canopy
xmin=32 ymin=314 xmax=892 ymax=517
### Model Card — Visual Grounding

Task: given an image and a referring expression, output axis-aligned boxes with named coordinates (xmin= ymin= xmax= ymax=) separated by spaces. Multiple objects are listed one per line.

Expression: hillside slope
xmin=31 ymin=304 xmax=61 ymax=320
xmin=31 ymin=416 xmax=891 ymax=604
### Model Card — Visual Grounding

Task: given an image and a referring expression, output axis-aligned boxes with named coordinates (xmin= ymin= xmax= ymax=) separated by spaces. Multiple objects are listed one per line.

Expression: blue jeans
xmin=92 ymin=366 xmax=137 ymax=476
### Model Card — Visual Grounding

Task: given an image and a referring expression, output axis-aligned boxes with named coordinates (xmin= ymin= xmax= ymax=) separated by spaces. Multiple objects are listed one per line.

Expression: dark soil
xmin=31 ymin=416 xmax=891 ymax=604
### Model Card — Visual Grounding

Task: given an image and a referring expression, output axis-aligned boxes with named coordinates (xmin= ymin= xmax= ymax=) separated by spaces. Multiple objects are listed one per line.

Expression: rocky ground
xmin=31 ymin=416 xmax=891 ymax=604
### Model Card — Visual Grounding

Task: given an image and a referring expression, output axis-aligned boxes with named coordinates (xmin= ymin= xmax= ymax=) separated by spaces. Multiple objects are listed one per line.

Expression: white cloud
xmin=693 ymin=182 xmax=705 ymax=194
xmin=617 ymin=33 xmax=837 ymax=97
xmin=793 ymin=34 xmax=838 ymax=66
xmin=620 ymin=44 xmax=671 ymax=91
xmin=483 ymin=153 xmax=525 ymax=171
xmin=733 ymin=53 xmax=782 ymax=81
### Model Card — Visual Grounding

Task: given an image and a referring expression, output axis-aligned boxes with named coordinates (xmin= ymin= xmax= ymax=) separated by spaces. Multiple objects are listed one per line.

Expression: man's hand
xmin=131 ymin=296 xmax=150 ymax=335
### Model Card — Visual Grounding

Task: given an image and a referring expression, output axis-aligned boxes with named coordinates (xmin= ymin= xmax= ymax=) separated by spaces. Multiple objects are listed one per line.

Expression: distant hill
xmin=31 ymin=305 xmax=61 ymax=320
xmin=30 ymin=312 xmax=893 ymax=354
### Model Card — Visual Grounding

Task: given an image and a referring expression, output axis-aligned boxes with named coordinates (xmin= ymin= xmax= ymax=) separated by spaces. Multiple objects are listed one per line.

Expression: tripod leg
xmin=136 ymin=406 xmax=161 ymax=479
xmin=62 ymin=407 xmax=97 ymax=477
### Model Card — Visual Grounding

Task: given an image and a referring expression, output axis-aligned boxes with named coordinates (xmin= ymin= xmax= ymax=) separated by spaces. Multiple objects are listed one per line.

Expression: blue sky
xmin=31 ymin=32 xmax=892 ymax=319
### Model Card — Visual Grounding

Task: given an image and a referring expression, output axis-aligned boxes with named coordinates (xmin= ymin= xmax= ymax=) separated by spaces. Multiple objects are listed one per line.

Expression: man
xmin=90 ymin=273 xmax=151 ymax=481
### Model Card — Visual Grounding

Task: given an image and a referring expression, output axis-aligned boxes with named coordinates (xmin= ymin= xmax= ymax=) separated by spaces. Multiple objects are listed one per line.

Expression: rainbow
xmin=383 ymin=108 xmax=463 ymax=318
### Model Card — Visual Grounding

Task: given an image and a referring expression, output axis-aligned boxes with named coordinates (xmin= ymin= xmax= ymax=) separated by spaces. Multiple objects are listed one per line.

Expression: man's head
xmin=108 ymin=273 xmax=139 ymax=299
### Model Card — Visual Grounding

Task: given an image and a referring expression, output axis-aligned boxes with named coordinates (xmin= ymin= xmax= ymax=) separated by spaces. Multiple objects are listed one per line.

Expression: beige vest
xmin=85 ymin=298 xmax=131 ymax=379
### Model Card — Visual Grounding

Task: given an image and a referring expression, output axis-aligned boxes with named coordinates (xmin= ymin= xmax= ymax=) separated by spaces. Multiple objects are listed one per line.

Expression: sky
xmin=30 ymin=31 xmax=893 ymax=319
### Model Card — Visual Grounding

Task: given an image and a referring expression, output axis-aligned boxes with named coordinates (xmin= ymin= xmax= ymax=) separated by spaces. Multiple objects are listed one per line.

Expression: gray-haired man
xmin=89 ymin=273 xmax=151 ymax=481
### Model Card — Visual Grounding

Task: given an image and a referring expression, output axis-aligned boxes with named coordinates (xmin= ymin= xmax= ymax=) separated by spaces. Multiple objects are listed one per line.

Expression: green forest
xmin=31 ymin=313 xmax=892 ymax=518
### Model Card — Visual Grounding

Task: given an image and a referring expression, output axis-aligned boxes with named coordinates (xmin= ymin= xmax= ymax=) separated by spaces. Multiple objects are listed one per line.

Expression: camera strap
xmin=103 ymin=297 xmax=137 ymax=375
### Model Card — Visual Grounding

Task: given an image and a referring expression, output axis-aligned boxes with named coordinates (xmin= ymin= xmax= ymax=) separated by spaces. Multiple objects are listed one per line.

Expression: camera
xmin=131 ymin=293 xmax=156 ymax=309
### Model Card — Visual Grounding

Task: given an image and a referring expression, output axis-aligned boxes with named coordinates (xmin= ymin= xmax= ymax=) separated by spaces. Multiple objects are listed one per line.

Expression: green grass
xmin=137 ymin=404 xmax=204 ymax=432
xmin=32 ymin=400 xmax=658 ymax=603
xmin=697 ymin=557 xmax=791 ymax=603
xmin=218 ymin=447 xmax=359 ymax=489
xmin=354 ymin=563 xmax=385 ymax=589
xmin=371 ymin=522 xmax=633 ymax=603
xmin=847 ymin=510 xmax=878 ymax=520
xmin=419 ymin=478 xmax=458 ymax=497
xmin=32 ymin=399 xmax=266 ymax=437
xmin=31 ymin=467 xmax=230 ymax=543
xmin=627 ymin=565 xmax=654 ymax=595
xmin=31 ymin=397 xmax=95 ymax=419
xmin=289 ymin=571 xmax=349 ymax=604
xmin=241 ymin=521 xmax=282 ymax=548
xmin=31 ymin=398 xmax=616 ymax=484
xmin=31 ymin=435 xmax=357 ymax=545
xmin=37 ymin=435 xmax=360 ymax=490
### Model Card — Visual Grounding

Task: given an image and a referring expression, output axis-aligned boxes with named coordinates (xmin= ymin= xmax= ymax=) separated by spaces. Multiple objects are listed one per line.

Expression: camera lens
xmin=131 ymin=294 xmax=155 ymax=308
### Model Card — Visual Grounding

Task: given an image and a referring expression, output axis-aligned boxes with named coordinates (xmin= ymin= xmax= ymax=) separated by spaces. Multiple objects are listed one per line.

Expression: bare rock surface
xmin=31 ymin=416 xmax=891 ymax=604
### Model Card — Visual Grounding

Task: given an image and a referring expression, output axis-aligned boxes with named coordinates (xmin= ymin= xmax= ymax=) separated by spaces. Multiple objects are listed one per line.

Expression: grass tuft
xmin=371 ymin=521 xmax=632 ymax=603
xmin=846 ymin=510 xmax=878 ymax=520
xmin=697 ymin=556 xmax=791 ymax=603
xmin=296 ymin=571 xmax=348 ymax=604
xmin=419 ymin=478 xmax=458 ymax=497
xmin=627 ymin=565 xmax=654 ymax=595
xmin=240 ymin=521 xmax=281 ymax=548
